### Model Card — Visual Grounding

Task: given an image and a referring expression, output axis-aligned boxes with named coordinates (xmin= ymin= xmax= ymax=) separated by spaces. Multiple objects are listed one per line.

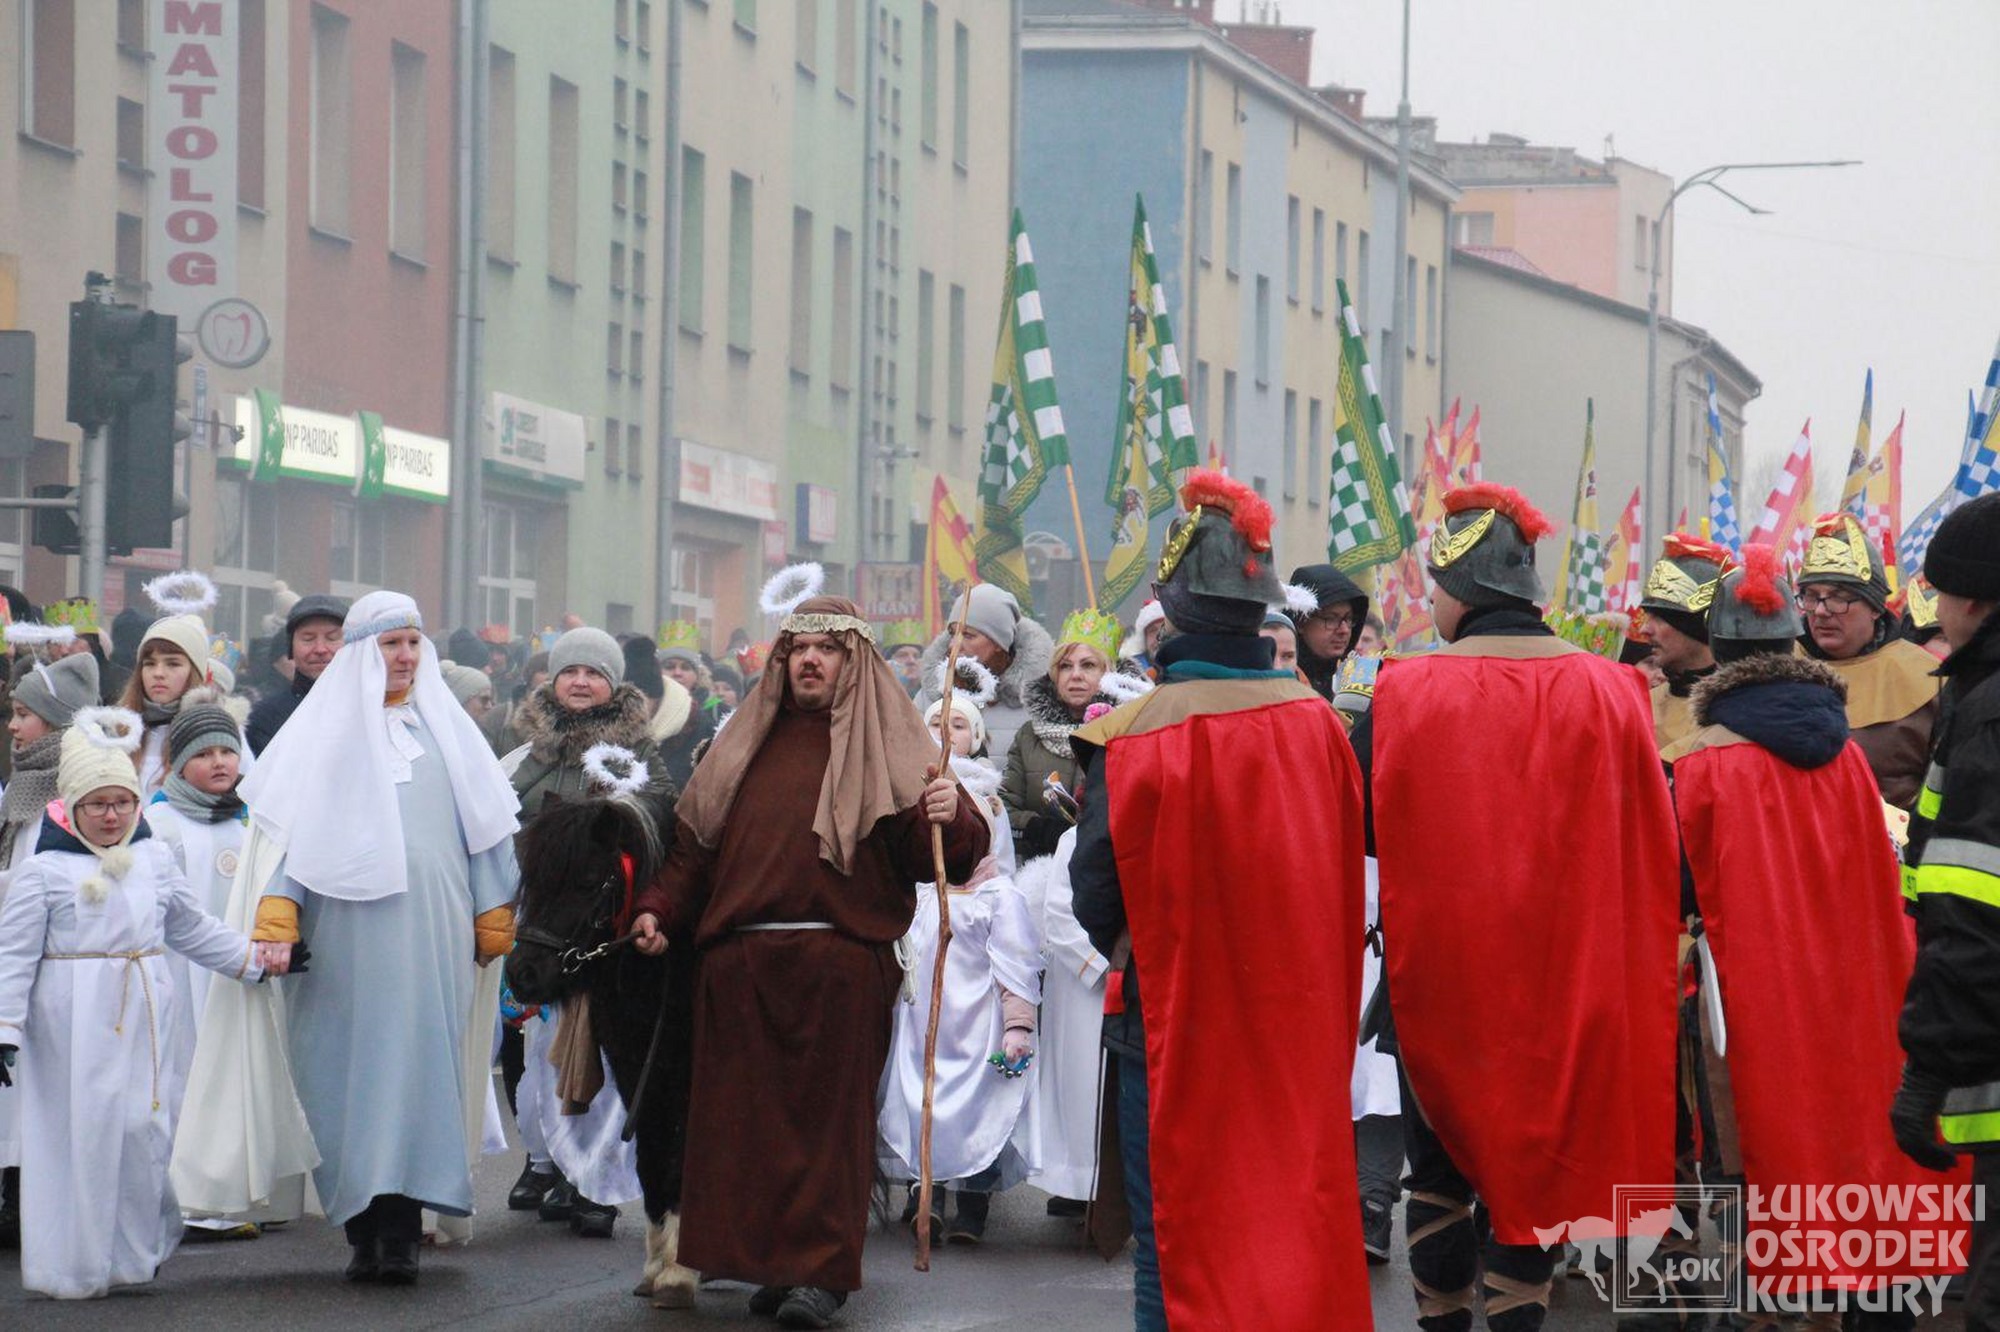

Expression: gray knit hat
xmin=1426 ymin=484 xmax=1553 ymax=610
xmin=550 ymin=626 xmax=625 ymax=686
xmin=168 ymin=699 xmax=242 ymax=770
xmin=1153 ymin=471 xmax=1285 ymax=636
xmin=947 ymin=584 xmax=1021 ymax=653
xmin=14 ymin=652 xmax=100 ymax=728
xmin=439 ymin=661 xmax=493 ymax=705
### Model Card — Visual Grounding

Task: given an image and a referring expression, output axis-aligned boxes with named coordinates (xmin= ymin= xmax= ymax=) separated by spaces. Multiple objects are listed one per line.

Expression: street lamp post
xmin=1387 ymin=0 xmax=1413 ymax=474
xmin=1643 ymin=158 xmax=1858 ymax=542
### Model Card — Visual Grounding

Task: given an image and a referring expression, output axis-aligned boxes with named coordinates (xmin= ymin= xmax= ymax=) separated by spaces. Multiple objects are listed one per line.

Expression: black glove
xmin=1889 ymin=1064 xmax=1957 ymax=1171
xmin=0 ymin=1043 xmax=14 ymax=1088
xmin=1020 ymin=812 xmax=1066 ymax=859
xmin=259 ymin=940 xmax=312 ymax=982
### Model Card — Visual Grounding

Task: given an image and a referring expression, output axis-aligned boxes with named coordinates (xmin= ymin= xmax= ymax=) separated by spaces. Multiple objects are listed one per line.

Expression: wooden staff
xmin=1061 ymin=463 xmax=1100 ymax=608
xmin=914 ymin=609 xmax=970 ymax=1271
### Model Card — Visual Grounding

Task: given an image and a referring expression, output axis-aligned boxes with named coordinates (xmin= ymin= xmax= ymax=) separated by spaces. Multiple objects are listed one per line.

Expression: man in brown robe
xmin=632 ymin=595 xmax=987 ymax=1329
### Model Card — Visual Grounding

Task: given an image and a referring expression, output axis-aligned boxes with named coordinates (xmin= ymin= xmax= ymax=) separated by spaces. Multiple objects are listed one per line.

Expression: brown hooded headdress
xmin=675 ymin=595 xmax=936 ymax=874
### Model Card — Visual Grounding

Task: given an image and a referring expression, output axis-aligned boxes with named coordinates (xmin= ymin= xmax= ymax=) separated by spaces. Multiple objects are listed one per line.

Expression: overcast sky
xmin=1283 ymin=0 xmax=2000 ymax=517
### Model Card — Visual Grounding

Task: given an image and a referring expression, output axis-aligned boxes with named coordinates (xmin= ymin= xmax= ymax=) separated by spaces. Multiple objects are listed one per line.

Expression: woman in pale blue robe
xmin=239 ymin=591 xmax=520 ymax=1285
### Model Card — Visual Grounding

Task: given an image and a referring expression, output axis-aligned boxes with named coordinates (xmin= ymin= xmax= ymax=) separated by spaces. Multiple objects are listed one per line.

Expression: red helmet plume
xmin=1732 ymin=543 xmax=1787 ymax=614
xmin=1178 ymin=468 xmax=1274 ymax=554
xmin=1441 ymin=482 xmax=1555 ymax=543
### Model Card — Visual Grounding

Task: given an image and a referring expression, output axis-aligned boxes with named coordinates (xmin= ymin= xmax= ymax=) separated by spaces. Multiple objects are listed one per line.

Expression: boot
xmin=946 ymin=1189 xmax=989 ymax=1245
xmin=570 ymin=1194 xmax=618 ymax=1239
xmin=648 ymin=1211 xmax=700 ymax=1310
xmin=900 ymin=1183 xmax=943 ymax=1235
xmin=1406 ymin=1190 xmax=1477 ymax=1332
xmin=343 ymin=1236 xmax=381 ymax=1283
xmin=1362 ymin=1196 xmax=1394 ymax=1265
xmin=775 ymin=1286 xmax=846 ymax=1329
xmin=538 ymin=1174 xmax=578 ymax=1221
xmin=0 ymin=1167 xmax=18 ymax=1251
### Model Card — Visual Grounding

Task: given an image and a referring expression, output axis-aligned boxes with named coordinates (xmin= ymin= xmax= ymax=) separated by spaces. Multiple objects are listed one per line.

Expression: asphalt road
xmin=1 ymin=1093 xmax=1971 ymax=1328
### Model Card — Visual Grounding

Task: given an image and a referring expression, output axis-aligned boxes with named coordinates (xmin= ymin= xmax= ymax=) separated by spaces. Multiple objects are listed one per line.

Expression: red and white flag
xmin=1749 ymin=420 xmax=1816 ymax=560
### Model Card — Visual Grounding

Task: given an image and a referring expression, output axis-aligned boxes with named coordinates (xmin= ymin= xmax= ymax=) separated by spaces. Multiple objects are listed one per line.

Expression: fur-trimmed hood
xmin=915 ymin=615 xmax=1056 ymax=713
xmin=1692 ymin=652 xmax=1850 ymax=770
xmin=1022 ymin=671 xmax=1124 ymax=761
xmin=518 ymin=682 xmax=658 ymax=766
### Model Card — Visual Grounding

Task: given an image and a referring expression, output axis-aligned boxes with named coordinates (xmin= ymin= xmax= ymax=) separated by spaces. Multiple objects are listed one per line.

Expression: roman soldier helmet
xmin=1152 ymin=470 xmax=1285 ymax=635
xmin=1708 ymin=543 xmax=1803 ymax=662
xmin=1426 ymin=482 xmax=1555 ymax=608
xmin=1798 ymin=512 xmax=1891 ymax=610
xmin=1638 ymin=532 xmax=1734 ymax=642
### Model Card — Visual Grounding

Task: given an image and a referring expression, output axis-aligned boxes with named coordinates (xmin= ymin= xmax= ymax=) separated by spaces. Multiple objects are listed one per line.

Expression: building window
xmin=635 ymin=0 xmax=652 ymax=51
xmin=831 ymin=226 xmax=856 ymax=390
xmin=1356 ymin=229 xmax=1371 ymax=323
xmin=1285 ymin=196 xmax=1300 ymax=303
xmin=390 ymin=43 xmax=427 ymax=260
xmin=626 ymin=422 xmax=643 ymax=479
xmin=614 ymin=77 xmax=629 ymax=130
xmin=1425 ymin=263 xmax=1438 ymax=361
xmin=679 ymin=146 xmax=705 ymax=332
xmin=1453 ymin=211 xmax=1493 ymax=246
xmin=796 ymin=0 xmax=817 ymax=71
xmin=733 ymin=0 xmax=756 ymax=33
xmin=114 ymin=212 xmax=144 ymax=297
xmin=1310 ymin=208 xmax=1325 ymax=313
xmin=919 ymin=3 xmax=939 ymax=151
xmin=1254 ymin=277 xmax=1271 ymax=387
xmin=1225 ymin=162 xmax=1242 ymax=274
xmin=309 ymin=4 xmax=353 ymax=235
xmin=915 ymin=269 xmax=935 ymax=423
xmin=116 ymin=0 xmax=143 ymax=53
xmin=631 ymin=247 xmax=647 ymax=301
xmin=611 ymin=240 xmax=627 ymax=293
xmin=727 ymin=171 xmax=754 ymax=351
xmin=116 ymin=97 xmax=144 ymax=169
xmin=1651 ymin=219 xmax=1663 ymax=275
xmin=1196 ymin=150 xmax=1214 ymax=263
xmin=1194 ymin=360 xmax=1209 ymax=437
xmin=616 ymin=0 xmax=631 ymax=44
xmin=478 ymin=500 xmax=541 ymax=636
xmin=952 ymin=21 xmax=969 ymax=167
xmin=21 ymin=0 xmax=77 ymax=148
xmin=608 ymin=321 xmax=624 ymax=377
xmin=212 ymin=473 xmax=281 ymax=644
xmin=946 ymin=282 xmax=966 ymax=429
xmin=1335 ymin=219 xmax=1348 ymax=289
xmin=633 ymin=168 xmax=649 ymax=220
xmin=836 ymin=0 xmax=857 ymax=96
xmin=329 ymin=499 xmax=386 ymax=591
xmin=634 ymin=88 xmax=650 ymax=142
xmin=1307 ymin=397 xmax=1324 ymax=507
xmin=1406 ymin=255 xmax=1418 ymax=351
xmin=487 ymin=46 xmax=517 ymax=260
xmin=1222 ymin=369 xmax=1238 ymax=462
xmin=605 ymin=414 xmax=623 ymax=475
xmin=629 ymin=327 xmax=644 ymax=382
xmin=1282 ymin=389 xmax=1299 ymax=499
xmin=239 ymin=0 xmax=267 ymax=207
xmin=614 ymin=162 xmax=629 ymax=213
xmin=548 ymin=76 xmax=579 ymax=284
xmin=789 ymin=208 xmax=813 ymax=374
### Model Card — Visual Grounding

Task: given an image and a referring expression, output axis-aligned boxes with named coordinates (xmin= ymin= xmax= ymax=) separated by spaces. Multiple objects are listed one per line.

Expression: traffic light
xmin=65 ymin=295 xmax=193 ymax=551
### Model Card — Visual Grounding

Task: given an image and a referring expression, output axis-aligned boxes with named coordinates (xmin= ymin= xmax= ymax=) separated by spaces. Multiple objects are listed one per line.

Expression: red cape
xmin=1091 ymin=677 xmax=1369 ymax=1332
xmin=1374 ymin=642 xmax=1680 ymax=1244
xmin=1675 ymin=736 xmax=1971 ymax=1287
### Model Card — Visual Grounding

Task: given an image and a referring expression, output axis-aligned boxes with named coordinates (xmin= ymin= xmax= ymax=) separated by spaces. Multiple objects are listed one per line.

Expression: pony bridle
xmin=518 ymin=851 xmax=641 ymax=975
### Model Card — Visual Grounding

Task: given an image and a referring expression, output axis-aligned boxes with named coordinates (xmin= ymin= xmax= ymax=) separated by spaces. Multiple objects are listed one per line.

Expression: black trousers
xmin=343 ymin=1194 xmax=423 ymax=1247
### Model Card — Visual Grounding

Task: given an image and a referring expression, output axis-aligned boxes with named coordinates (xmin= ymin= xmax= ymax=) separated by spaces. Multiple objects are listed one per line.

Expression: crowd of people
xmin=0 ymin=477 xmax=1992 ymax=1332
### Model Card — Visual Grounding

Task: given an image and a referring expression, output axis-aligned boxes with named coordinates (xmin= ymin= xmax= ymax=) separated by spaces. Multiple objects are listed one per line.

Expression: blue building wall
xmin=1226 ymin=72 xmax=1295 ymax=505
xmin=1017 ymin=47 xmax=1191 ymax=606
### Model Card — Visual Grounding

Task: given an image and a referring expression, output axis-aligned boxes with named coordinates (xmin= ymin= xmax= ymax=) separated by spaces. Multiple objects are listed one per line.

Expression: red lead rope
xmin=612 ymin=851 xmax=638 ymax=935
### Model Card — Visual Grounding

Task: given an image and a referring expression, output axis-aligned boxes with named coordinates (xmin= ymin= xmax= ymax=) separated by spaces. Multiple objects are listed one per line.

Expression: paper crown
xmin=879 ymin=619 xmax=927 ymax=649
xmin=42 ymin=598 xmax=100 ymax=635
xmin=1544 ymin=608 xmax=1632 ymax=660
xmin=657 ymin=619 xmax=702 ymax=653
xmin=1334 ymin=653 xmax=1379 ymax=700
xmin=1056 ymin=608 xmax=1122 ymax=662
xmin=209 ymin=635 xmax=243 ymax=674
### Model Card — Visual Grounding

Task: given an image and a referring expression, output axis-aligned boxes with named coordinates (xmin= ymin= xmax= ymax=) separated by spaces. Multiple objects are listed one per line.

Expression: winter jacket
xmin=1898 ymin=608 xmax=2000 ymax=1144
xmin=505 ymin=683 xmax=676 ymax=833
xmin=913 ymin=618 xmax=1055 ymax=758
xmin=245 ymin=670 xmax=315 ymax=755
xmin=1286 ymin=564 xmax=1370 ymax=701
xmin=999 ymin=674 xmax=1103 ymax=858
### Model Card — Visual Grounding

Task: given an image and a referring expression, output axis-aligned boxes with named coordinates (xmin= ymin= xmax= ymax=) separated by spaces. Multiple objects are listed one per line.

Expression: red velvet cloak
xmin=1675 ymin=735 xmax=1970 ymax=1288
xmin=1085 ymin=675 xmax=1369 ymax=1332
xmin=1373 ymin=639 xmax=1681 ymax=1244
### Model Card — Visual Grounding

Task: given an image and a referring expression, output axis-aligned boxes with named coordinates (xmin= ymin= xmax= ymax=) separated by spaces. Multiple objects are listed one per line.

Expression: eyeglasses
xmin=76 ymin=797 xmax=139 ymax=818
xmin=1796 ymin=591 xmax=1863 ymax=613
xmin=1311 ymin=612 xmax=1356 ymax=629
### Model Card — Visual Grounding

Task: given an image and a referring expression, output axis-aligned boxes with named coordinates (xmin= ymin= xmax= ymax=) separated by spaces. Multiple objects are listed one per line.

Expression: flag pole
xmin=915 ymin=604 xmax=970 ymax=1273
xmin=1062 ymin=464 xmax=1099 ymax=607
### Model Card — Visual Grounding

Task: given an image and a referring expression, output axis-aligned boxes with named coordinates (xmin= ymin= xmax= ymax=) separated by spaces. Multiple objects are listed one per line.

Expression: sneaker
xmin=1362 ymin=1198 xmax=1393 ymax=1265
xmin=946 ymin=1190 xmax=989 ymax=1245
xmin=748 ymin=1285 xmax=792 ymax=1317
xmin=538 ymin=1176 xmax=578 ymax=1222
xmin=508 ymin=1160 xmax=560 ymax=1211
xmin=776 ymin=1286 xmax=847 ymax=1329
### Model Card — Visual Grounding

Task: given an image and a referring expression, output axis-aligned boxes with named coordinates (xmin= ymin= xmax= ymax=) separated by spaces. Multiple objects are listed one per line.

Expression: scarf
xmin=0 ymin=730 xmax=62 ymax=862
xmin=676 ymin=595 xmax=936 ymax=875
xmin=143 ymin=697 xmax=182 ymax=727
xmin=161 ymin=772 xmax=247 ymax=825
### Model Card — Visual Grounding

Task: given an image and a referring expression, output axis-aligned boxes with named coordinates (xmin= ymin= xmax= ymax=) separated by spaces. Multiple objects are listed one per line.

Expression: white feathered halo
xmin=73 ymin=705 xmax=145 ymax=755
xmin=4 ymin=621 xmax=77 ymax=650
xmin=759 ymin=562 xmax=827 ymax=618
xmin=1097 ymin=670 xmax=1155 ymax=705
xmin=927 ymin=657 xmax=999 ymax=708
xmin=581 ymin=743 xmax=652 ymax=801
xmin=143 ymin=569 xmax=220 ymax=618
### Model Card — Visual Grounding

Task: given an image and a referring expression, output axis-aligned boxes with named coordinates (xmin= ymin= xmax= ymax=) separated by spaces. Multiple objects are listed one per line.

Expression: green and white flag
xmin=975 ymin=209 xmax=1069 ymax=609
xmin=1100 ymin=195 xmax=1198 ymax=611
xmin=1558 ymin=400 xmax=1607 ymax=613
xmin=1326 ymin=279 xmax=1417 ymax=571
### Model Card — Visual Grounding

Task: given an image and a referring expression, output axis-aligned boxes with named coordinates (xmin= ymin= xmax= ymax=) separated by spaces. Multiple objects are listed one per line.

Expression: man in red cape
xmin=1072 ymin=469 xmax=1370 ymax=1332
xmin=1370 ymin=482 xmax=1681 ymax=1332
xmin=1676 ymin=547 xmax=1968 ymax=1323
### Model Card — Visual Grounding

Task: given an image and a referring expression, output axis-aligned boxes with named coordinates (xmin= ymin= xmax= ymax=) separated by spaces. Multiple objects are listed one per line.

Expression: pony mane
xmin=514 ymin=795 xmax=663 ymax=916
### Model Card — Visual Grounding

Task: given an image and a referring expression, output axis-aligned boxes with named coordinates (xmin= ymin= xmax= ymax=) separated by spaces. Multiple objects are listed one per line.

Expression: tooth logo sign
xmin=195 ymin=297 xmax=271 ymax=370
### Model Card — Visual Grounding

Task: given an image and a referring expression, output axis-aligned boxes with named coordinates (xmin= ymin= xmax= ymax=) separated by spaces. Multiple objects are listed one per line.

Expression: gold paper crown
xmin=1334 ymin=653 xmax=1379 ymax=700
xmin=1057 ymin=608 xmax=1122 ymax=663
xmin=42 ymin=598 xmax=100 ymax=635
xmin=880 ymin=619 xmax=927 ymax=647
xmin=656 ymin=619 xmax=702 ymax=653
xmin=1801 ymin=513 xmax=1875 ymax=584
